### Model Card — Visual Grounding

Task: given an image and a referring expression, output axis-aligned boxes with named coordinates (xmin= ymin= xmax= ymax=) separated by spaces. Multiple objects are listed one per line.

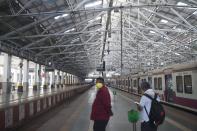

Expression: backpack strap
xmin=144 ymin=106 xmax=149 ymax=118
xmin=143 ymin=93 xmax=157 ymax=101
xmin=143 ymin=93 xmax=157 ymax=119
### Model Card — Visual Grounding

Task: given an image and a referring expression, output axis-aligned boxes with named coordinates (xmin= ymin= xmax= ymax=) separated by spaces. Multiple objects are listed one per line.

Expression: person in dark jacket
xmin=90 ymin=77 xmax=113 ymax=131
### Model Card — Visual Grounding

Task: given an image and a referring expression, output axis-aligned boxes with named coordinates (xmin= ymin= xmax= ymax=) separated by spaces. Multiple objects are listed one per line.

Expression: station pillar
xmin=18 ymin=59 xmax=23 ymax=92
xmin=66 ymin=74 xmax=68 ymax=85
xmin=43 ymin=66 xmax=48 ymax=89
xmin=70 ymin=75 xmax=72 ymax=85
xmin=56 ymin=70 xmax=60 ymax=88
xmin=38 ymin=64 xmax=42 ymax=90
xmin=68 ymin=75 xmax=70 ymax=85
xmin=3 ymin=54 xmax=12 ymax=94
xmin=51 ymin=70 xmax=55 ymax=88
xmin=63 ymin=72 xmax=66 ymax=86
xmin=71 ymin=75 xmax=73 ymax=85
xmin=61 ymin=71 xmax=64 ymax=87
xmin=23 ymin=60 xmax=29 ymax=92
xmin=33 ymin=63 xmax=38 ymax=90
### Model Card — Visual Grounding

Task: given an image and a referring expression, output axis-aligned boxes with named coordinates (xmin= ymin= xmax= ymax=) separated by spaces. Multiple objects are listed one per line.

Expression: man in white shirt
xmin=136 ymin=82 xmax=159 ymax=131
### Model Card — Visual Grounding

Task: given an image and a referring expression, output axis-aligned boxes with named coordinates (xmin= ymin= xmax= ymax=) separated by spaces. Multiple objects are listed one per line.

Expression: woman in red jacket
xmin=90 ymin=77 xmax=113 ymax=131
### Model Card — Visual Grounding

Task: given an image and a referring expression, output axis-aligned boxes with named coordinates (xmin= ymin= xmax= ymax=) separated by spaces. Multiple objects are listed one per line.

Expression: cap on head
xmin=96 ymin=77 xmax=104 ymax=83
xmin=141 ymin=81 xmax=150 ymax=91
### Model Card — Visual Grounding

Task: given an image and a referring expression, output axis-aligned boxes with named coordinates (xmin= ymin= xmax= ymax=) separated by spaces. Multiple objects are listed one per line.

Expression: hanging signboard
xmin=96 ymin=61 xmax=105 ymax=71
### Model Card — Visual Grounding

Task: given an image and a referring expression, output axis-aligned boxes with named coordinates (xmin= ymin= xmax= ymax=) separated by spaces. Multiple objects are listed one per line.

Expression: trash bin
xmin=128 ymin=109 xmax=139 ymax=123
xmin=128 ymin=109 xmax=139 ymax=131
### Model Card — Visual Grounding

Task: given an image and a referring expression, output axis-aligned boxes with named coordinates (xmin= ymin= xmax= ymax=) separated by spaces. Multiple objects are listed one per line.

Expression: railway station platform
xmin=2 ymin=86 xmax=195 ymax=131
xmin=0 ymin=84 xmax=92 ymax=131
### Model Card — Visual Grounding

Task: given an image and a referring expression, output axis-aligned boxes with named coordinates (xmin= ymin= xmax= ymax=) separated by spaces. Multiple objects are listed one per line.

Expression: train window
xmin=176 ymin=76 xmax=183 ymax=93
xmin=158 ymin=77 xmax=162 ymax=90
xmin=154 ymin=78 xmax=158 ymax=90
xmin=184 ymin=75 xmax=192 ymax=94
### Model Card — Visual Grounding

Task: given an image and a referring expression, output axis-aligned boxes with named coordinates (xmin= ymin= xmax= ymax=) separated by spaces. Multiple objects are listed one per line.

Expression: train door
xmin=165 ymin=74 xmax=174 ymax=102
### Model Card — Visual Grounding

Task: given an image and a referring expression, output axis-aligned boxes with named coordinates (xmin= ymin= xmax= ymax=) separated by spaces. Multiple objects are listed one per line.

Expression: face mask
xmin=96 ymin=83 xmax=103 ymax=89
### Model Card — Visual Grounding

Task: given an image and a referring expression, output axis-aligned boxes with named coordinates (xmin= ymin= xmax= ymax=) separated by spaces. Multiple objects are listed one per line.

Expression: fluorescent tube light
xmin=71 ymin=38 xmax=80 ymax=43
xmin=175 ymin=53 xmax=181 ymax=56
xmin=85 ymin=1 xmax=102 ymax=8
xmin=160 ymin=19 xmax=168 ymax=23
xmin=177 ymin=2 xmax=187 ymax=6
xmin=150 ymin=31 xmax=156 ymax=34
xmin=64 ymin=28 xmax=75 ymax=33
xmin=54 ymin=13 xmax=69 ymax=20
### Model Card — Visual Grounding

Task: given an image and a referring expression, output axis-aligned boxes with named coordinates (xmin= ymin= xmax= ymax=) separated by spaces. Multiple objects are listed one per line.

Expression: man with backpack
xmin=136 ymin=81 xmax=165 ymax=131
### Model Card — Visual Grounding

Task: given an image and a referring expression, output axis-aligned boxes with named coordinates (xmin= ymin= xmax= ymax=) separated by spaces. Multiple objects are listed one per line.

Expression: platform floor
xmin=17 ymin=87 xmax=197 ymax=131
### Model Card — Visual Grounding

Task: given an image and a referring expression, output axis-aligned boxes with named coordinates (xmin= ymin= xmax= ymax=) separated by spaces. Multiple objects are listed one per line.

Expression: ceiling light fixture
xmin=88 ymin=16 xmax=101 ymax=23
xmin=175 ymin=52 xmax=181 ymax=56
xmin=150 ymin=31 xmax=156 ymax=34
xmin=64 ymin=28 xmax=75 ymax=33
xmin=54 ymin=13 xmax=69 ymax=20
xmin=160 ymin=19 xmax=168 ymax=23
xmin=71 ymin=38 xmax=80 ymax=43
xmin=177 ymin=2 xmax=188 ymax=6
xmin=85 ymin=1 xmax=102 ymax=8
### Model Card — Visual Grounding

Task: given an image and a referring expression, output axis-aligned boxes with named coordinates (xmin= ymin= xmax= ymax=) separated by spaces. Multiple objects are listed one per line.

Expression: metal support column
xmin=23 ymin=60 xmax=29 ymax=92
xmin=43 ymin=66 xmax=48 ymax=89
xmin=57 ymin=70 xmax=60 ymax=88
xmin=120 ymin=8 xmax=123 ymax=75
xmin=33 ymin=63 xmax=38 ymax=90
xmin=51 ymin=70 xmax=55 ymax=88
xmin=61 ymin=71 xmax=64 ymax=87
xmin=18 ymin=59 xmax=23 ymax=92
xmin=38 ymin=64 xmax=42 ymax=90
xmin=3 ymin=54 xmax=12 ymax=94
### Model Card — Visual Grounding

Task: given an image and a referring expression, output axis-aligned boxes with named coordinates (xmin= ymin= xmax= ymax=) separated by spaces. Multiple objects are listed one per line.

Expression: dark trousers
xmin=93 ymin=120 xmax=109 ymax=131
xmin=141 ymin=121 xmax=157 ymax=131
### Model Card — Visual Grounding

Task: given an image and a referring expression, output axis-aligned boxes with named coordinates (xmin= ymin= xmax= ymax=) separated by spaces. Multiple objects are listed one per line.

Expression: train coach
xmin=109 ymin=62 xmax=197 ymax=109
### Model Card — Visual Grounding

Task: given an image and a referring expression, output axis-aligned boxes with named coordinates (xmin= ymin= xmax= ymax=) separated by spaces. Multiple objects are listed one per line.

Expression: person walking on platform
xmin=90 ymin=77 xmax=113 ymax=131
xmin=136 ymin=81 xmax=161 ymax=131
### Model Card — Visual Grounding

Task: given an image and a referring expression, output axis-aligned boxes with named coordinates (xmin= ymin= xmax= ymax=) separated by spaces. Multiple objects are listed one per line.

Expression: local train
xmin=109 ymin=62 xmax=197 ymax=109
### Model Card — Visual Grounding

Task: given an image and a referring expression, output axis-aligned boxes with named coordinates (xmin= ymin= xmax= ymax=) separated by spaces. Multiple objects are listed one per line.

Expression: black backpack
xmin=144 ymin=93 xmax=165 ymax=127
